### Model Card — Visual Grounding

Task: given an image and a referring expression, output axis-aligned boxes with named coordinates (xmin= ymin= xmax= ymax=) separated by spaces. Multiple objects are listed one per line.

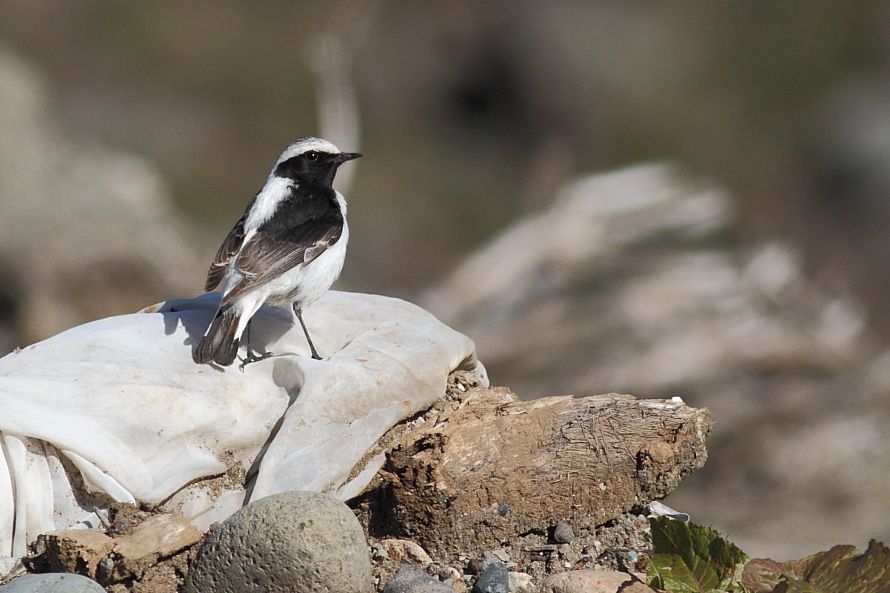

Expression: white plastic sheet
xmin=0 ymin=291 xmax=485 ymax=565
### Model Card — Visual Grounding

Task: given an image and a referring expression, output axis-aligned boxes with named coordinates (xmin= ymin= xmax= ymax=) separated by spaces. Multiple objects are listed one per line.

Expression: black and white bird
xmin=193 ymin=137 xmax=360 ymax=367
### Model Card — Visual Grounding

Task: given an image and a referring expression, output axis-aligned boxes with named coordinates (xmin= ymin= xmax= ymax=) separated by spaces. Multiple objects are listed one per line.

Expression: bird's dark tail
xmin=193 ymin=306 xmax=241 ymax=366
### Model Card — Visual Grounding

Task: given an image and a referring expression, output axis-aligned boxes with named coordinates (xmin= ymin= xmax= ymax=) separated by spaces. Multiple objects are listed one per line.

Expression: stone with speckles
xmin=184 ymin=491 xmax=372 ymax=593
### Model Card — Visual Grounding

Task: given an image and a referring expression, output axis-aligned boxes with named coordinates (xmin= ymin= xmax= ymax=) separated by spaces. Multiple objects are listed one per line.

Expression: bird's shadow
xmin=241 ymin=357 xmax=305 ymax=504
xmin=155 ymin=294 xmax=294 ymax=370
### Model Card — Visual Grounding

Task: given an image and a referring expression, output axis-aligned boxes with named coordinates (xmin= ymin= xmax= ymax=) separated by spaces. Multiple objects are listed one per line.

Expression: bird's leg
xmin=293 ymin=303 xmax=322 ymax=360
xmin=238 ymin=319 xmax=272 ymax=371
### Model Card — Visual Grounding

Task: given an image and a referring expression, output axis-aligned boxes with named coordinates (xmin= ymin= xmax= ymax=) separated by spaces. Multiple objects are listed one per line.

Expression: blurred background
xmin=1 ymin=0 xmax=888 ymax=560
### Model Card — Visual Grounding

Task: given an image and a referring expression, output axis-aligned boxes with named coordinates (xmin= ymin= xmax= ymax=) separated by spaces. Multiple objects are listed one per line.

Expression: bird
xmin=193 ymin=136 xmax=360 ymax=367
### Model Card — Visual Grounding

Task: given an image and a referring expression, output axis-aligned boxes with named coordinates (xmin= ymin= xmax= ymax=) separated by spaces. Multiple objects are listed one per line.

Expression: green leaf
xmin=648 ymin=552 xmax=715 ymax=593
xmin=646 ymin=517 xmax=749 ymax=593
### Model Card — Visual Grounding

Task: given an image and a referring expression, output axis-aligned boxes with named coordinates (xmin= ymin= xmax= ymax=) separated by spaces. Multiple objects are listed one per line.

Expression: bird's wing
xmin=204 ymin=197 xmax=255 ymax=292
xmin=204 ymin=216 xmax=246 ymax=292
xmin=219 ymin=220 xmax=343 ymax=307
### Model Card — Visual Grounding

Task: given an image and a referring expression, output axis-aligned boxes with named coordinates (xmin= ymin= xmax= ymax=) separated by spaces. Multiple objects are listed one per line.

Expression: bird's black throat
xmin=258 ymin=183 xmax=343 ymax=244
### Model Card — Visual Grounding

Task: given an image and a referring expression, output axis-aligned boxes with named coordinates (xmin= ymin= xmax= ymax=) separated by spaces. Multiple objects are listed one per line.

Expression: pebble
xmin=377 ymin=538 xmax=433 ymax=566
xmin=483 ymin=549 xmax=510 ymax=564
xmin=473 ymin=562 xmax=509 ymax=593
xmin=507 ymin=571 xmax=533 ymax=592
xmin=561 ymin=546 xmax=580 ymax=565
xmin=465 ymin=558 xmax=487 ymax=575
xmin=0 ymin=574 xmax=105 ymax=593
xmin=184 ymin=491 xmax=372 ymax=593
xmin=452 ymin=579 xmax=469 ymax=593
xmin=624 ymin=551 xmax=639 ymax=568
xmin=539 ymin=569 xmax=637 ymax=593
xmin=440 ymin=566 xmax=461 ymax=582
xmin=553 ymin=521 xmax=575 ymax=544
xmin=382 ymin=568 xmax=455 ymax=593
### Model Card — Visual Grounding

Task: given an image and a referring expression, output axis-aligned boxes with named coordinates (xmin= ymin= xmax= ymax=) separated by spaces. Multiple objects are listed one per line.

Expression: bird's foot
xmin=238 ymin=348 xmax=273 ymax=371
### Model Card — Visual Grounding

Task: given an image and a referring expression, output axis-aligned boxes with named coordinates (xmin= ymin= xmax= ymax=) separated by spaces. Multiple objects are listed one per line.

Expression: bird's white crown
xmin=276 ymin=137 xmax=341 ymax=165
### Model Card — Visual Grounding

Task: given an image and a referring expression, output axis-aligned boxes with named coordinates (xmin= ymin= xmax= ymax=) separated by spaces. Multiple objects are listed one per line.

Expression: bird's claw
xmin=238 ymin=349 xmax=273 ymax=372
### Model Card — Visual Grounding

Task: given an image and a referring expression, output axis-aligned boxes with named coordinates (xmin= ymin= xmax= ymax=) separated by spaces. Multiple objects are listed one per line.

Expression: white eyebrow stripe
xmin=276 ymin=137 xmax=341 ymax=164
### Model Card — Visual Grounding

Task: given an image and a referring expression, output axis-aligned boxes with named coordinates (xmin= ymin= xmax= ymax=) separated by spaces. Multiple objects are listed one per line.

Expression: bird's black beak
xmin=335 ymin=152 xmax=362 ymax=163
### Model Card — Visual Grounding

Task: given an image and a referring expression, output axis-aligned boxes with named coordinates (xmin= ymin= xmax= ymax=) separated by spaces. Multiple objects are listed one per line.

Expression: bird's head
xmin=273 ymin=137 xmax=361 ymax=187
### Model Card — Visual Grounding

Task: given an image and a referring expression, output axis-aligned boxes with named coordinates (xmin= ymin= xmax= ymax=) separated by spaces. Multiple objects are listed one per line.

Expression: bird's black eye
xmin=305 ymin=151 xmax=319 ymax=162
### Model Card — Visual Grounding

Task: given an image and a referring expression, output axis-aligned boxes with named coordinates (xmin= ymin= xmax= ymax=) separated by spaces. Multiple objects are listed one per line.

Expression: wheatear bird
xmin=193 ymin=137 xmax=360 ymax=367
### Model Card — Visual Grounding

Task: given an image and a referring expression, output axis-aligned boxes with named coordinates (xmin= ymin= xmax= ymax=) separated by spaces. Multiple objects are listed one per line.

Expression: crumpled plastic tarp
xmin=0 ymin=291 xmax=486 ymax=567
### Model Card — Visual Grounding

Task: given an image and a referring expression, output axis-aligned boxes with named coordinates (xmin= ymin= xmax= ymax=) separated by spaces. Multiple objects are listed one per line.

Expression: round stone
xmin=553 ymin=521 xmax=575 ymax=544
xmin=184 ymin=491 xmax=372 ymax=593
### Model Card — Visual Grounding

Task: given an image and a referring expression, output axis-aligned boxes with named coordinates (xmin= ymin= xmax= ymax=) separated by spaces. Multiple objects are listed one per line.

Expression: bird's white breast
xmin=262 ymin=220 xmax=348 ymax=307
xmin=257 ymin=190 xmax=349 ymax=307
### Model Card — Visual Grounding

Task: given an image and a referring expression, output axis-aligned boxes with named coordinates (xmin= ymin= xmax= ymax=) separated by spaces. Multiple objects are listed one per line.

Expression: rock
xmin=23 ymin=517 xmax=200 ymax=588
xmin=184 ymin=491 xmax=372 ymax=593
xmin=371 ymin=386 xmax=709 ymax=561
xmin=552 ymin=521 xmax=575 ymax=544
xmin=114 ymin=513 xmax=201 ymax=559
xmin=473 ymin=562 xmax=508 ymax=593
xmin=108 ymin=513 xmax=202 ymax=581
xmin=465 ymin=558 xmax=487 ymax=575
xmin=439 ymin=565 xmax=461 ymax=582
xmin=382 ymin=568 xmax=454 ymax=593
xmin=485 ymin=549 xmax=511 ymax=564
xmin=0 ymin=573 xmax=105 ymax=593
xmin=378 ymin=539 xmax=433 ymax=566
xmin=539 ymin=569 xmax=635 ymax=593
xmin=28 ymin=530 xmax=114 ymax=578
xmin=623 ymin=551 xmax=639 ymax=570
xmin=507 ymin=571 xmax=532 ymax=592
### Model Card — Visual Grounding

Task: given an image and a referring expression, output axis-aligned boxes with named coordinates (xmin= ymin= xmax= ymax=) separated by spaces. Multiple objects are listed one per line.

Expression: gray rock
xmin=0 ymin=574 xmax=105 ymax=593
xmin=184 ymin=491 xmax=372 ymax=593
xmin=474 ymin=562 xmax=509 ymax=593
xmin=382 ymin=568 xmax=454 ymax=593
xmin=553 ymin=520 xmax=575 ymax=543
